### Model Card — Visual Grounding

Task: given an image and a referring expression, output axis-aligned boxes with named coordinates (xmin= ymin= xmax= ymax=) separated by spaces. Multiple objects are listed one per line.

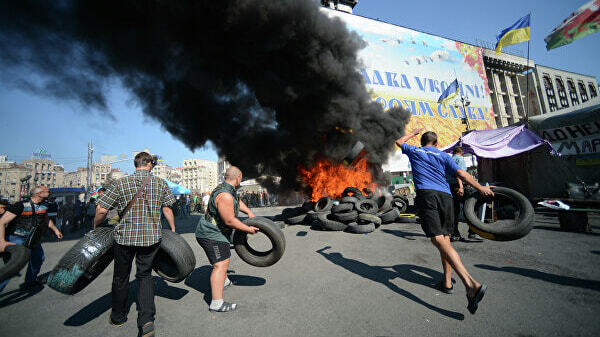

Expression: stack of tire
xmin=282 ymin=187 xmax=418 ymax=234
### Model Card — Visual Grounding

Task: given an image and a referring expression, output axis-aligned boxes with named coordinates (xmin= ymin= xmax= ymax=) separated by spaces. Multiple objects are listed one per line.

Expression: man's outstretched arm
xmin=395 ymin=127 xmax=425 ymax=147
xmin=456 ymin=170 xmax=494 ymax=197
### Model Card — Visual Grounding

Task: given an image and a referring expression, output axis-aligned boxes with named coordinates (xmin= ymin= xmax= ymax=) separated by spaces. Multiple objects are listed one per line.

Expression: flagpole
xmin=453 ymin=68 xmax=470 ymax=133
xmin=525 ymin=12 xmax=531 ymax=126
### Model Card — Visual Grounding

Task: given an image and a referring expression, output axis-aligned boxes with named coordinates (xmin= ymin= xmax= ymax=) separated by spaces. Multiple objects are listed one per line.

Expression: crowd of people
xmin=0 ymin=132 xmax=496 ymax=335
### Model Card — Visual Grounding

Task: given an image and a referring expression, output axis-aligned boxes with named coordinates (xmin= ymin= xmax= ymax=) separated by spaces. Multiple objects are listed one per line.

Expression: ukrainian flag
xmin=438 ymin=79 xmax=460 ymax=104
xmin=495 ymin=14 xmax=530 ymax=54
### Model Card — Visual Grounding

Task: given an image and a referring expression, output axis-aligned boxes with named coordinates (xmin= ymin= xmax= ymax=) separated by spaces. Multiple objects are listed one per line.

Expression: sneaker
xmin=468 ymin=233 xmax=482 ymax=240
xmin=450 ymin=235 xmax=462 ymax=242
xmin=209 ymin=301 xmax=237 ymax=312
xmin=139 ymin=322 xmax=155 ymax=337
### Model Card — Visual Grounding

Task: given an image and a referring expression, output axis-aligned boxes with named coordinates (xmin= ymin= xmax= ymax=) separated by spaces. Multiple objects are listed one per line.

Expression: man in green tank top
xmin=195 ymin=166 xmax=258 ymax=312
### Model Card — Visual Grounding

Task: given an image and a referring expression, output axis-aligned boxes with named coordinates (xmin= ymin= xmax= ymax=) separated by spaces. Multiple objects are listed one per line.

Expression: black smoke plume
xmin=0 ymin=0 xmax=410 ymax=192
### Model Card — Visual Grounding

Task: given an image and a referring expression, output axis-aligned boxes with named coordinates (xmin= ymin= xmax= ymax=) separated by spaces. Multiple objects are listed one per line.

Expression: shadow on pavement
xmin=591 ymin=250 xmax=600 ymax=255
xmin=316 ymin=246 xmax=464 ymax=320
xmin=381 ymin=229 xmax=426 ymax=241
xmin=184 ymin=266 xmax=266 ymax=305
xmin=63 ymin=276 xmax=188 ymax=326
xmin=0 ymin=284 xmax=44 ymax=308
xmin=474 ymin=264 xmax=600 ymax=292
xmin=533 ymin=226 xmax=599 ymax=236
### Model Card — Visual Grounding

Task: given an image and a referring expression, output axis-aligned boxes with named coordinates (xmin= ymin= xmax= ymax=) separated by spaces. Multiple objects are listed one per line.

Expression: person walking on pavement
xmin=0 ymin=186 xmax=63 ymax=291
xmin=447 ymin=146 xmax=467 ymax=242
xmin=195 ymin=166 xmax=259 ymax=312
xmin=94 ymin=152 xmax=176 ymax=337
xmin=396 ymin=129 xmax=494 ymax=314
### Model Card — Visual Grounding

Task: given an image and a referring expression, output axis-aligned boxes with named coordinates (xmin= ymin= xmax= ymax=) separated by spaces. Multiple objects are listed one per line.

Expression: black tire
xmin=397 ymin=213 xmax=418 ymax=223
xmin=380 ymin=208 xmax=401 ymax=224
xmin=330 ymin=210 xmax=358 ymax=223
xmin=342 ymin=187 xmax=364 ymax=199
xmin=285 ymin=212 xmax=307 ymax=225
xmin=233 ymin=217 xmax=286 ymax=267
xmin=153 ymin=230 xmax=196 ymax=283
xmin=362 ymin=188 xmax=374 ymax=199
xmin=0 ymin=245 xmax=31 ymax=283
xmin=314 ymin=197 xmax=333 ymax=212
xmin=314 ymin=212 xmax=348 ymax=231
xmin=374 ymin=195 xmax=393 ymax=213
xmin=47 ymin=227 xmax=115 ymax=295
xmin=282 ymin=207 xmax=304 ymax=219
xmin=463 ymin=187 xmax=534 ymax=241
xmin=304 ymin=211 xmax=324 ymax=225
xmin=355 ymin=199 xmax=378 ymax=214
xmin=331 ymin=203 xmax=354 ymax=214
xmin=392 ymin=197 xmax=408 ymax=213
xmin=340 ymin=196 xmax=359 ymax=204
xmin=346 ymin=222 xmax=376 ymax=234
xmin=301 ymin=201 xmax=316 ymax=212
xmin=358 ymin=213 xmax=382 ymax=226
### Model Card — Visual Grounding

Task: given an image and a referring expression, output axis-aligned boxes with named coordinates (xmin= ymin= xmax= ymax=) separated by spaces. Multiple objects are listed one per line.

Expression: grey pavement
xmin=1 ymin=208 xmax=599 ymax=337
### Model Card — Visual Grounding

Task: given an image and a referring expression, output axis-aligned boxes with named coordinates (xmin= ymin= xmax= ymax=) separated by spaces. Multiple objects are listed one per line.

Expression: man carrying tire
xmin=94 ymin=152 xmax=176 ymax=337
xmin=0 ymin=186 xmax=63 ymax=291
xmin=195 ymin=166 xmax=259 ymax=312
xmin=396 ymin=129 xmax=493 ymax=314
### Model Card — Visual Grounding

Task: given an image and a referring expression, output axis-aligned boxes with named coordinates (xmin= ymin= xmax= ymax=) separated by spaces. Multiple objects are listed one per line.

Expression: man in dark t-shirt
xmin=0 ymin=186 xmax=63 ymax=291
xmin=396 ymin=129 xmax=493 ymax=314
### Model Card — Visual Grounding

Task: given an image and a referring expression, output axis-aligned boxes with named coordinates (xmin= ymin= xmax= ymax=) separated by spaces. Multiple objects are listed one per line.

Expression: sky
xmin=1 ymin=0 xmax=598 ymax=174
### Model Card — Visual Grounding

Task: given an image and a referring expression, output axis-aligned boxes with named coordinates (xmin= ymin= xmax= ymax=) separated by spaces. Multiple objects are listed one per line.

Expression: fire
xmin=299 ymin=157 xmax=377 ymax=201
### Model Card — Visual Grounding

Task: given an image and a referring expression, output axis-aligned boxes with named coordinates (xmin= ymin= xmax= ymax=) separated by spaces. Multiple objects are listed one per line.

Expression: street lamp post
xmin=454 ymin=95 xmax=471 ymax=134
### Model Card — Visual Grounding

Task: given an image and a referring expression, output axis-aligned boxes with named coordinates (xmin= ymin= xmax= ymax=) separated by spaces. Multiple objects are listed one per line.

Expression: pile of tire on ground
xmin=281 ymin=187 xmax=418 ymax=234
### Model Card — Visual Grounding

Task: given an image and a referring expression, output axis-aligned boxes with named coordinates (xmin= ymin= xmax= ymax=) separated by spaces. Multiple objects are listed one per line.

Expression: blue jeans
xmin=0 ymin=235 xmax=45 ymax=292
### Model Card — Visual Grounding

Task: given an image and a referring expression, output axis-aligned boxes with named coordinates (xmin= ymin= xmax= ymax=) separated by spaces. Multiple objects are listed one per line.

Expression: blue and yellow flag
xmin=495 ymin=14 xmax=531 ymax=54
xmin=438 ymin=79 xmax=460 ymax=104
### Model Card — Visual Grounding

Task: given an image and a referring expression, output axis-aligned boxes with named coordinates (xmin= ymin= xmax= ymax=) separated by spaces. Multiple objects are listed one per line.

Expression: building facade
xmin=0 ymin=163 xmax=33 ymax=202
xmin=217 ymin=157 xmax=231 ymax=184
xmin=181 ymin=159 xmax=218 ymax=193
xmin=152 ymin=162 xmax=181 ymax=183
xmin=530 ymin=64 xmax=599 ymax=116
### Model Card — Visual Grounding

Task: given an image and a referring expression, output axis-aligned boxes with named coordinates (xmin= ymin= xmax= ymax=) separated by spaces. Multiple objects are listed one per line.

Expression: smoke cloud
xmin=0 ymin=0 xmax=410 ymax=192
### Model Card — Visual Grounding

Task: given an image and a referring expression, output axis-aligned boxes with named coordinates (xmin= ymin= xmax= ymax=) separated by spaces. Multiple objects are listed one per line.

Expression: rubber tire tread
xmin=331 ymin=203 xmax=354 ymax=214
xmin=463 ymin=187 xmax=534 ymax=241
xmin=153 ymin=230 xmax=196 ymax=283
xmin=346 ymin=222 xmax=376 ymax=234
xmin=355 ymin=199 xmax=378 ymax=214
xmin=314 ymin=197 xmax=333 ymax=212
xmin=0 ymin=245 xmax=31 ymax=283
xmin=233 ymin=217 xmax=286 ymax=267
xmin=285 ymin=212 xmax=307 ymax=225
xmin=380 ymin=208 xmax=401 ymax=224
xmin=314 ymin=212 xmax=348 ymax=231
xmin=358 ymin=213 xmax=382 ymax=226
xmin=340 ymin=196 xmax=359 ymax=204
xmin=47 ymin=227 xmax=115 ymax=295
xmin=374 ymin=195 xmax=393 ymax=213
xmin=392 ymin=197 xmax=408 ymax=213
xmin=329 ymin=210 xmax=359 ymax=223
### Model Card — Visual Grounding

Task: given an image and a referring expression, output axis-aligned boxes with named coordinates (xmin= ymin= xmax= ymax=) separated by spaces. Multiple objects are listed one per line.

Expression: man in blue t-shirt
xmin=396 ymin=128 xmax=493 ymax=314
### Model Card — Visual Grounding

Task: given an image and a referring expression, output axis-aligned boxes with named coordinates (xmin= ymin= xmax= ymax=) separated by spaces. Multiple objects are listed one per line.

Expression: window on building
xmin=567 ymin=79 xmax=579 ymax=105
xmin=578 ymin=82 xmax=589 ymax=102
xmin=543 ymin=75 xmax=558 ymax=112
xmin=589 ymin=83 xmax=598 ymax=99
xmin=498 ymin=73 xmax=508 ymax=93
xmin=555 ymin=77 xmax=569 ymax=108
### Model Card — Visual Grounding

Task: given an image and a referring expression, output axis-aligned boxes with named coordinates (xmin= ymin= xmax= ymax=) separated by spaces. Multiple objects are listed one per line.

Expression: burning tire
xmin=314 ymin=197 xmax=333 ymax=212
xmin=340 ymin=196 xmax=359 ymax=204
xmin=314 ymin=212 xmax=347 ymax=231
xmin=358 ymin=213 xmax=382 ymax=227
xmin=342 ymin=187 xmax=364 ymax=199
xmin=463 ymin=187 xmax=534 ymax=241
xmin=0 ymin=245 xmax=31 ymax=283
xmin=331 ymin=203 xmax=354 ymax=214
xmin=380 ymin=208 xmax=401 ymax=224
xmin=346 ymin=222 xmax=376 ymax=234
xmin=153 ymin=230 xmax=196 ymax=283
xmin=47 ymin=227 xmax=114 ymax=295
xmin=233 ymin=217 xmax=285 ymax=267
xmin=301 ymin=201 xmax=316 ymax=212
xmin=330 ymin=210 xmax=358 ymax=223
xmin=355 ymin=199 xmax=378 ymax=215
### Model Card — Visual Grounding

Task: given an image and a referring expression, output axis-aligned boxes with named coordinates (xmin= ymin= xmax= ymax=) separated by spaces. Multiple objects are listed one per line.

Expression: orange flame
xmin=299 ymin=157 xmax=377 ymax=201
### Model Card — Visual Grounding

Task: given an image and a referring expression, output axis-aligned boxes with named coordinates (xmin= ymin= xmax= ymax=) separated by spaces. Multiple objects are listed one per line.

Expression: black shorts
xmin=196 ymin=238 xmax=231 ymax=265
xmin=415 ymin=189 xmax=454 ymax=237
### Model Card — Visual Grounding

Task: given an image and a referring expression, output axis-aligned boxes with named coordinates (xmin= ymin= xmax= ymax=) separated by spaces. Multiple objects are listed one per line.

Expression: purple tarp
xmin=440 ymin=125 xmax=556 ymax=159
